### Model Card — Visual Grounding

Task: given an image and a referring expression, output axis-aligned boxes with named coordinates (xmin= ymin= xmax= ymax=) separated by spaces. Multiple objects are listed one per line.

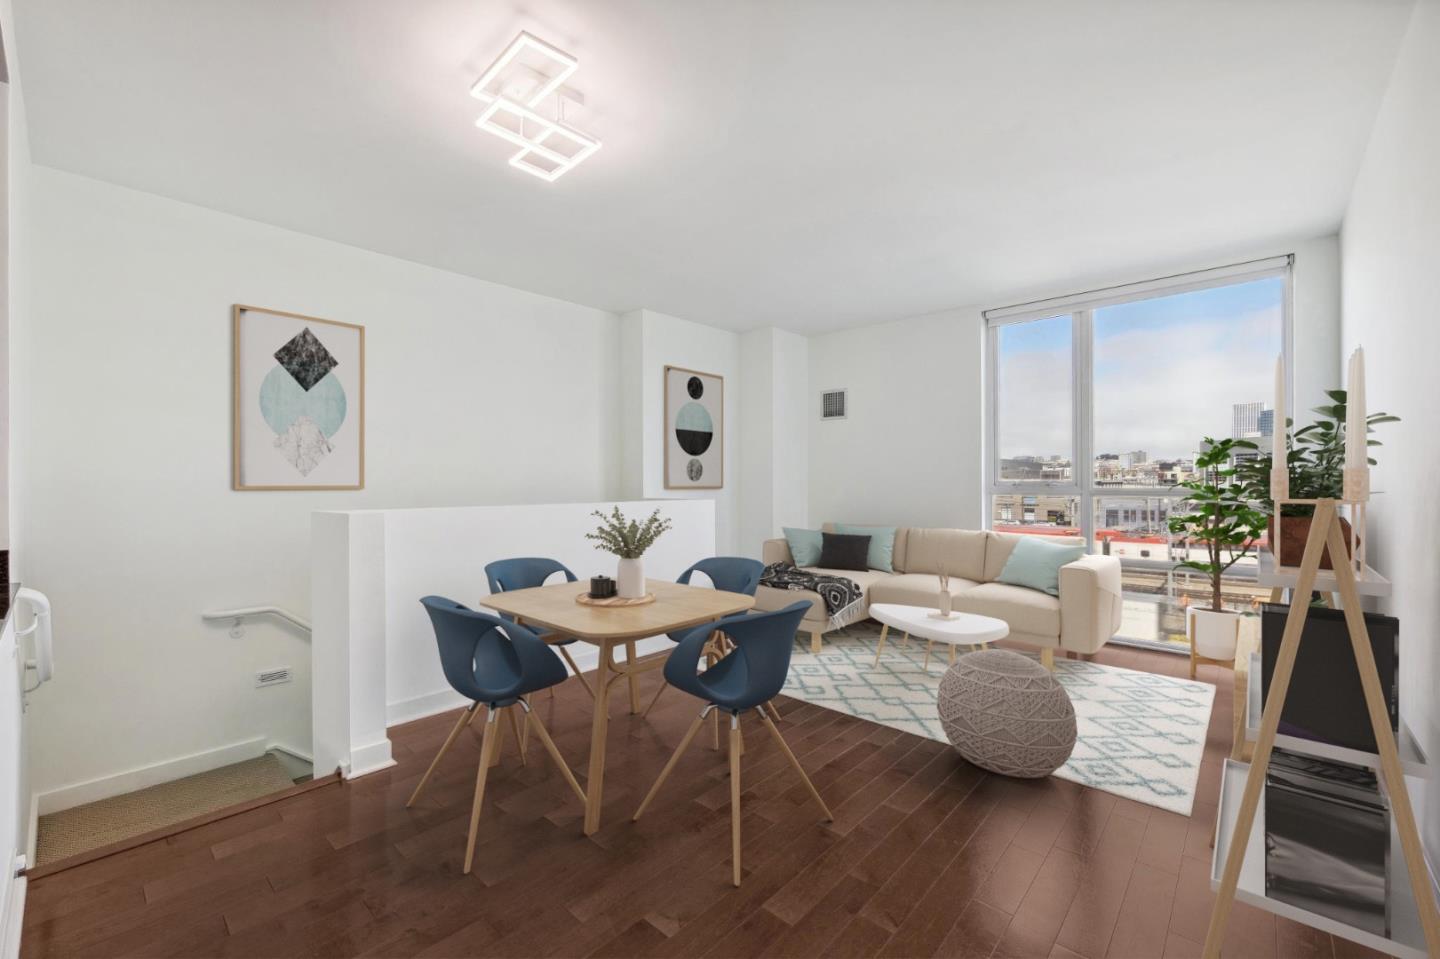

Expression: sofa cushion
xmin=836 ymin=524 xmax=897 ymax=572
xmin=807 ymin=566 xmax=891 ymax=592
xmin=902 ymin=528 xmax=987 ymax=580
xmin=782 ymin=527 xmax=823 ymax=567
xmin=818 ymin=532 xmax=871 ymax=571
xmin=996 ymin=536 xmax=1087 ymax=596
xmin=951 ymin=582 xmax=1061 ymax=638
xmin=984 ymin=532 xmax=1087 ymax=582
xmin=868 ymin=573 xmax=981 ymax=608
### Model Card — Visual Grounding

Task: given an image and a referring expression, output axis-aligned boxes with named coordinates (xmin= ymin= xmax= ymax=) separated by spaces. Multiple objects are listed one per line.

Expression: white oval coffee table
xmin=869 ymin=603 xmax=1010 ymax=671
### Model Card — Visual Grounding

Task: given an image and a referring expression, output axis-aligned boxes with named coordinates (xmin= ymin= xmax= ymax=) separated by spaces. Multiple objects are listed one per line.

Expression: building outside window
xmin=985 ymin=258 xmax=1291 ymax=650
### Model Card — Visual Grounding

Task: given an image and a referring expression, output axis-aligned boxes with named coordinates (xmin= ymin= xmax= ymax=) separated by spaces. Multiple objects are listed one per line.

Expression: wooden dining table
xmin=480 ymin=577 xmax=755 ymax=834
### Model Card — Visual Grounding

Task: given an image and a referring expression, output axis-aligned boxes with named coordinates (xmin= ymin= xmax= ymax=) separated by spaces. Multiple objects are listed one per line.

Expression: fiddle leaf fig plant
xmin=1168 ymin=437 xmax=1269 ymax=612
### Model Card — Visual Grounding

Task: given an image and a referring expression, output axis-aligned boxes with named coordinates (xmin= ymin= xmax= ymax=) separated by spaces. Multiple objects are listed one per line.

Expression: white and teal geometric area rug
xmin=783 ymin=625 xmax=1215 ymax=815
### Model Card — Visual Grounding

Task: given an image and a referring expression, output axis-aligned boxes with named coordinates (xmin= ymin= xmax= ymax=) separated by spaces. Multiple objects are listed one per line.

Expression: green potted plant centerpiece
xmin=586 ymin=506 xmax=674 ymax=598
xmin=1235 ymin=389 xmax=1398 ymax=568
xmin=1169 ymin=436 xmax=1269 ymax=663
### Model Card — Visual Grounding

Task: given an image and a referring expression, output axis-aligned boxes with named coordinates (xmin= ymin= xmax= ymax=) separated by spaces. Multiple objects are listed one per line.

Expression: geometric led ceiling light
xmin=470 ymin=31 xmax=602 ymax=181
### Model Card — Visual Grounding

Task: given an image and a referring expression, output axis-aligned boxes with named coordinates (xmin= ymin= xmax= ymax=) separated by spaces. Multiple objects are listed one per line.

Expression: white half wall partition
xmin=311 ymin=499 xmax=716 ymax=779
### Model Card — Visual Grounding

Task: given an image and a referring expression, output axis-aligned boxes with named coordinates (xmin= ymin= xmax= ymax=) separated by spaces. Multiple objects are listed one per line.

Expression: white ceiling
xmin=15 ymin=0 xmax=1415 ymax=333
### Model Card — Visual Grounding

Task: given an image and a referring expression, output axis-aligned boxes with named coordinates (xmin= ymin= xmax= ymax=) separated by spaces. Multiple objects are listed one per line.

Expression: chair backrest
xmin=714 ymin=601 xmax=810 ymax=705
xmin=677 ymin=556 xmax=765 ymax=596
xmin=420 ymin=596 xmax=565 ymax=704
xmin=485 ymin=557 xmax=578 ymax=595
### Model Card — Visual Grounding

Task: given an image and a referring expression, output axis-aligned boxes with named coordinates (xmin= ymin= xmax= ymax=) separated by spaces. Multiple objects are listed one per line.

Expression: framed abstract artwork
xmin=663 ymin=364 xmax=723 ymax=489
xmin=232 ymin=305 xmax=365 ymax=490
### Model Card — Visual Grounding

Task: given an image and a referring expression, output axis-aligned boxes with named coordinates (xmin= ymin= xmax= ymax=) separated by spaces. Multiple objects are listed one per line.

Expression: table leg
xmin=948 ymin=642 xmax=956 ymax=666
xmin=625 ymin=640 xmax=640 ymax=714
xmin=873 ymin=623 xmax=889 ymax=668
xmin=583 ymin=641 xmax=613 ymax=835
xmin=901 ymin=631 xmax=909 ymax=647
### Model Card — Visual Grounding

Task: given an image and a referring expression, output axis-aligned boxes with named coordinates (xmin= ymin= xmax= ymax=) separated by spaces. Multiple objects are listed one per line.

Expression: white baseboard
xmin=34 ymin=736 xmax=269 ymax=815
xmin=386 ymin=688 xmax=470 ymax=727
xmin=383 ymin=634 xmax=675 ymax=730
xmin=346 ymin=739 xmax=395 ymax=779
xmin=0 ymin=869 xmax=24 ymax=959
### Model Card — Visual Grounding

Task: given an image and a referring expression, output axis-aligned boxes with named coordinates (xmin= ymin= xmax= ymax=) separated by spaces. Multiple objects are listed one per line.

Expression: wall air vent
xmin=255 ymin=667 xmax=293 ymax=689
xmin=821 ymin=389 xmax=847 ymax=421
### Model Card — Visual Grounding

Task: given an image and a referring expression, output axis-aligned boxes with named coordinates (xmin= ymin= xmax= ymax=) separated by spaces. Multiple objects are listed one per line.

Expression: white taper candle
xmin=1343 ymin=347 xmax=1369 ymax=501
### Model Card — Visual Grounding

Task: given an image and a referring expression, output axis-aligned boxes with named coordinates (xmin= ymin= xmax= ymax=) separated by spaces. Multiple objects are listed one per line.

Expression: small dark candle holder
xmin=589 ymin=575 xmax=616 ymax=598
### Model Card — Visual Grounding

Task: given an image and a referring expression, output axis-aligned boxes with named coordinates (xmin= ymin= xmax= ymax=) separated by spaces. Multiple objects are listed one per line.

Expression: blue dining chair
xmin=407 ymin=596 xmax=587 ymax=874
xmin=484 ymin=558 xmax=594 ymax=700
xmin=632 ymin=601 xmax=832 ymax=887
xmin=642 ymin=557 xmax=765 ymax=722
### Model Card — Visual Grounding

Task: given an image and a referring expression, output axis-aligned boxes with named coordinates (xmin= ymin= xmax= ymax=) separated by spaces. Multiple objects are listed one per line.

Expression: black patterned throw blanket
xmin=759 ymin=563 xmax=863 ymax=627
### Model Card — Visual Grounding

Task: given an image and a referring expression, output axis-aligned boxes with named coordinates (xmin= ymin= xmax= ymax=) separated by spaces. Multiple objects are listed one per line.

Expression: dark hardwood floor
xmin=20 ymin=640 xmax=1390 ymax=958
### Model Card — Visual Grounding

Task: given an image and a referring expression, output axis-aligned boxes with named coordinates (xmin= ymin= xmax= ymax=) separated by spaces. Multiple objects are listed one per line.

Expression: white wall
xmin=808 ymin=235 xmax=1342 ymax=531
xmin=14 ymin=167 xmax=624 ymax=805
xmin=311 ymin=499 xmax=716 ymax=777
xmin=619 ymin=309 xmax=741 ymax=554
xmin=738 ymin=327 xmax=809 ymax=557
xmin=1338 ymin=0 xmax=1440 ymax=854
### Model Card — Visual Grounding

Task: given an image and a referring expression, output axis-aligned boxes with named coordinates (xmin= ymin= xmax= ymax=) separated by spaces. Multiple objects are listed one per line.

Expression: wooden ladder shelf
xmin=1204 ymin=498 xmax=1440 ymax=957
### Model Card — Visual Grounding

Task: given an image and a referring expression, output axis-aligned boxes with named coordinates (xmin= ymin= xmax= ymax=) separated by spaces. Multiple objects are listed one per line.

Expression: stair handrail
xmin=202 ymin=606 xmax=312 ymax=633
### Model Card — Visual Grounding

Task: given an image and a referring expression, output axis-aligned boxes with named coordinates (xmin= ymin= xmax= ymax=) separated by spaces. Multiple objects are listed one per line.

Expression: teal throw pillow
xmin=782 ymin=527 xmax=824 ymax=567
xmin=996 ymin=537 xmax=1086 ymax=596
xmin=836 ymin=524 xmax=897 ymax=572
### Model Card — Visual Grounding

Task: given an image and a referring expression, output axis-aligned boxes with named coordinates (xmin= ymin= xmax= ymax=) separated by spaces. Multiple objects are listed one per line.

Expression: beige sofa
xmin=758 ymin=525 xmax=1123 ymax=662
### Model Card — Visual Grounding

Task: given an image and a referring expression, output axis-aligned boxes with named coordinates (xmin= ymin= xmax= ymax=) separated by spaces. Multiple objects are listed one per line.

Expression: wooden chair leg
xmin=634 ymin=708 xmax=710 ymax=820
xmin=506 ymin=706 xmax=527 ymax=766
xmin=463 ymin=708 xmax=502 ymax=874
xmin=712 ymin=703 xmax=721 ymax=750
xmin=758 ymin=709 xmax=832 ymax=821
xmin=730 ymin=715 xmax=743 ymax=887
xmin=523 ymin=704 xmax=587 ymax=805
xmin=406 ymin=703 xmax=477 ymax=808
xmin=488 ymin=704 xmax=508 ymax=768
xmin=764 ymin=700 xmax=782 ymax=723
xmin=557 ymin=646 xmax=595 ymax=699
xmin=519 ymin=695 xmax=531 ymax=756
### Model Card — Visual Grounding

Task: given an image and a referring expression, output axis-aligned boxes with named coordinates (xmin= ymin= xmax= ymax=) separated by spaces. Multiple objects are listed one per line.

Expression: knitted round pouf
xmin=937 ymin=648 xmax=1076 ymax=778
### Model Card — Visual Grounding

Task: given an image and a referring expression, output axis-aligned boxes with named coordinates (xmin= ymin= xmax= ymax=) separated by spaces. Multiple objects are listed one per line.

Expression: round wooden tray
xmin=575 ymin=591 xmax=656 ymax=608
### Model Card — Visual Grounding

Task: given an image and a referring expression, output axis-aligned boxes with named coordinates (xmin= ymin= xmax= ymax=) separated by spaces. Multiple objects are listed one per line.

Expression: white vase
xmin=617 ymin=557 xmax=645 ymax=599
xmin=1189 ymin=607 xmax=1239 ymax=660
xmin=938 ymin=589 xmax=953 ymax=617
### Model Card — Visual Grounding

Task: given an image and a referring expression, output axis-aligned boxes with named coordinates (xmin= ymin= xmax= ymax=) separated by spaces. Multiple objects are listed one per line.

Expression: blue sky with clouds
xmin=997 ymin=276 xmax=1284 ymax=462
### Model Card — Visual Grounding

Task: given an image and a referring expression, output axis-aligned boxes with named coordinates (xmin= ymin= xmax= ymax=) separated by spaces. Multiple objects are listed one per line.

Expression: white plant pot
xmin=617 ymin=557 xmax=645 ymax=599
xmin=937 ymin=590 xmax=953 ymax=617
xmin=1189 ymin=607 xmax=1239 ymax=661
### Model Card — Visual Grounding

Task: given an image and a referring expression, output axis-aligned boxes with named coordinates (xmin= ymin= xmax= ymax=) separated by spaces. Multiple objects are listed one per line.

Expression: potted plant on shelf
xmin=1169 ymin=436 xmax=1269 ymax=665
xmin=585 ymin=506 xmax=673 ymax=598
xmin=1234 ymin=389 xmax=1399 ymax=568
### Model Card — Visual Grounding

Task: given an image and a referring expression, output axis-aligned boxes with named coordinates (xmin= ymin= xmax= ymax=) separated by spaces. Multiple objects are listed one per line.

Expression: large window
xmin=985 ymin=258 xmax=1291 ymax=647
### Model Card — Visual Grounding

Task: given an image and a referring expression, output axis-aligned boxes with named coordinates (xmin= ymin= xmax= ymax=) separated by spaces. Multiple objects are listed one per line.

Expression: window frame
xmin=984 ymin=256 xmax=1295 ymax=578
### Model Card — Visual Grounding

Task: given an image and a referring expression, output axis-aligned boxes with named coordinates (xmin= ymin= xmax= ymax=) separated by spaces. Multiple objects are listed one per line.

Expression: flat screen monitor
xmin=1260 ymin=603 xmax=1398 ymax=752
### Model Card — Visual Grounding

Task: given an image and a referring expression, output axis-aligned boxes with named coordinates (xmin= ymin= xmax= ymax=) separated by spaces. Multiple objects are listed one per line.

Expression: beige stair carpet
xmin=35 ymin=754 xmax=297 ymax=865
